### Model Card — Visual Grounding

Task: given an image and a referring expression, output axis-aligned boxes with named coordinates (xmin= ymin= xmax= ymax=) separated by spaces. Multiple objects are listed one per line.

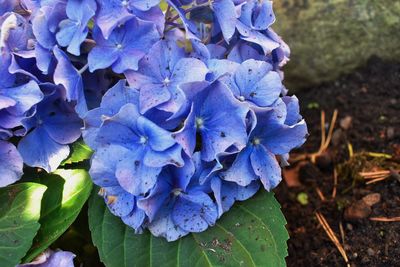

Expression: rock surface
xmin=273 ymin=0 xmax=400 ymax=89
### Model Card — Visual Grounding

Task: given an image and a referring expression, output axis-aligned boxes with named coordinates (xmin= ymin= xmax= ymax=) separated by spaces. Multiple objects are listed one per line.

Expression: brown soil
xmin=275 ymin=57 xmax=400 ymax=267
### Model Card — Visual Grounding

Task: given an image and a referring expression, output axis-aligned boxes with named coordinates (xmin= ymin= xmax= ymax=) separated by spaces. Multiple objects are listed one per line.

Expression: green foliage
xmin=0 ymin=183 xmax=46 ymax=267
xmin=296 ymin=192 xmax=309 ymax=206
xmin=23 ymin=169 xmax=93 ymax=262
xmin=61 ymin=141 xmax=93 ymax=166
xmin=89 ymin=188 xmax=288 ymax=267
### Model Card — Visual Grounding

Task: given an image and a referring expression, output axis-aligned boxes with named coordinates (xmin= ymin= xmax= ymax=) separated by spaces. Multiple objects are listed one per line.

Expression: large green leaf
xmin=23 ymin=169 xmax=93 ymax=262
xmin=89 ymin=189 xmax=288 ymax=267
xmin=61 ymin=141 xmax=93 ymax=166
xmin=0 ymin=183 xmax=47 ymax=267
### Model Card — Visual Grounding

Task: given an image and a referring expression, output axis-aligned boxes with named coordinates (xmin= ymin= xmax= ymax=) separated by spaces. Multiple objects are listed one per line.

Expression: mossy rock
xmin=273 ymin=0 xmax=400 ymax=89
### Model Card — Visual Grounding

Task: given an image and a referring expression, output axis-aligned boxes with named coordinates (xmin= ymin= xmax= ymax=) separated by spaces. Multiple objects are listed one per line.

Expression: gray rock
xmin=273 ymin=0 xmax=400 ymax=89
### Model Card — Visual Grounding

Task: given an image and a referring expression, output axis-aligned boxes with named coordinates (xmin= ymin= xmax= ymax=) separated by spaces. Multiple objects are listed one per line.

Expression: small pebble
xmin=387 ymin=127 xmax=395 ymax=140
xmin=362 ymin=193 xmax=381 ymax=207
xmin=340 ymin=116 xmax=353 ymax=130
xmin=344 ymin=200 xmax=372 ymax=220
xmin=346 ymin=223 xmax=353 ymax=231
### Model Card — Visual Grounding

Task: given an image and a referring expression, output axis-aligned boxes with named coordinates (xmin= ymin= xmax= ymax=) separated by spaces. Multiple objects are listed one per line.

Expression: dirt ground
xmin=275 ymin=57 xmax=400 ymax=267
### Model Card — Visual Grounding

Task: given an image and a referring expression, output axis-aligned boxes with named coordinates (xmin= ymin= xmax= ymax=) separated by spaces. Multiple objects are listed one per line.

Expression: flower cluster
xmin=0 ymin=8 xmax=84 ymax=187
xmin=1 ymin=0 xmax=307 ymax=241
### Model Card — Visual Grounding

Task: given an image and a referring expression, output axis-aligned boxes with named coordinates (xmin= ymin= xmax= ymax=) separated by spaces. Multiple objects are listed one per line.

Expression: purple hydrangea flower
xmin=95 ymin=0 xmax=161 ymax=39
xmin=31 ymin=1 xmax=67 ymax=50
xmin=221 ymin=59 xmax=283 ymax=107
xmin=236 ymin=0 xmax=279 ymax=54
xmin=94 ymin=103 xmax=184 ymax=195
xmin=56 ymin=0 xmax=97 ymax=56
xmin=18 ymin=85 xmax=82 ymax=172
xmin=0 ymin=12 xmax=34 ymax=87
xmin=125 ymin=40 xmax=208 ymax=115
xmin=18 ymin=249 xmax=75 ymax=267
xmin=0 ymin=80 xmax=43 ymax=129
xmin=174 ymin=81 xmax=249 ymax=161
xmin=138 ymin=153 xmax=218 ymax=241
xmin=222 ymin=97 xmax=307 ymax=190
xmin=211 ymin=0 xmax=238 ymax=42
xmin=88 ymin=17 xmax=160 ymax=73
xmin=82 ymin=80 xmax=139 ymax=149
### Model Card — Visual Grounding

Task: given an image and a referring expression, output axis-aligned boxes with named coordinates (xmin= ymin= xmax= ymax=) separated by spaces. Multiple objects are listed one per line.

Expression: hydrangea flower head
xmin=0 ymin=0 xmax=307 ymax=242
xmin=81 ymin=0 xmax=307 ymax=241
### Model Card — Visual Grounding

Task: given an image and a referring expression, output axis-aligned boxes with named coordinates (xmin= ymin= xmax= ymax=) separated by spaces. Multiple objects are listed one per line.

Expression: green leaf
xmin=61 ymin=141 xmax=93 ymax=166
xmin=89 ymin=189 xmax=288 ymax=267
xmin=23 ymin=169 xmax=93 ymax=262
xmin=0 ymin=183 xmax=47 ymax=267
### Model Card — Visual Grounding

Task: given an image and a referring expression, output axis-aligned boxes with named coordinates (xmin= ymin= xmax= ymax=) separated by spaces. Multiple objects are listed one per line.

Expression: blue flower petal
xmin=233 ymin=59 xmax=282 ymax=106
xmin=221 ymin=145 xmax=257 ymax=186
xmin=0 ymin=141 xmax=23 ymax=188
xmin=210 ymin=177 xmax=236 ymax=217
xmin=190 ymin=81 xmax=249 ymax=161
xmin=212 ymin=0 xmax=237 ymax=42
xmin=227 ymin=42 xmax=266 ymax=63
xmin=18 ymin=127 xmax=70 ymax=172
xmin=121 ymin=206 xmax=146 ymax=232
xmin=250 ymin=144 xmax=281 ymax=190
xmin=18 ymin=249 xmax=75 ymax=267
xmin=239 ymin=0 xmax=275 ymax=31
xmin=235 ymin=180 xmax=260 ymax=201
xmin=102 ymin=186 xmax=136 ymax=217
xmin=172 ymin=190 xmax=218 ymax=232
xmin=132 ymin=6 xmax=165 ymax=34
xmin=283 ymin=95 xmax=302 ymax=126
xmin=32 ymin=9 xmax=56 ymax=49
xmin=130 ymin=0 xmax=160 ymax=11
xmin=53 ymin=46 xmax=88 ymax=116
xmin=137 ymin=176 xmax=171 ymax=221
xmin=254 ymin=108 xmax=308 ymax=155
xmin=143 ymin=143 xmax=183 ymax=168
xmin=89 ymin=145 xmax=131 ymax=187
xmin=173 ymin=105 xmax=196 ymax=156
xmin=148 ymin=203 xmax=188 ymax=241
xmin=94 ymin=0 xmax=134 ymax=39
xmin=82 ymin=81 xmax=139 ymax=148
xmin=89 ymin=18 xmax=160 ymax=73
xmin=116 ymin=149 xmax=161 ymax=195
xmin=56 ymin=0 xmax=96 ymax=55
xmin=0 ymin=80 xmax=43 ymax=116
xmin=236 ymin=21 xmax=279 ymax=54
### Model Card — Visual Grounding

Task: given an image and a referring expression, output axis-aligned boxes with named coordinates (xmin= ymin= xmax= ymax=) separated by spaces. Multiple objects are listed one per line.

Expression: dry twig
xmin=370 ymin=217 xmax=400 ymax=222
xmin=315 ymin=212 xmax=350 ymax=267
xmin=359 ymin=169 xmax=399 ymax=184
xmin=332 ymin=168 xmax=338 ymax=199
xmin=339 ymin=221 xmax=345 ymax=244
xmin=291 ymin=109 xmax=338 ymax=164
xmin=315 ymin=187 xmax=326 ymax=202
